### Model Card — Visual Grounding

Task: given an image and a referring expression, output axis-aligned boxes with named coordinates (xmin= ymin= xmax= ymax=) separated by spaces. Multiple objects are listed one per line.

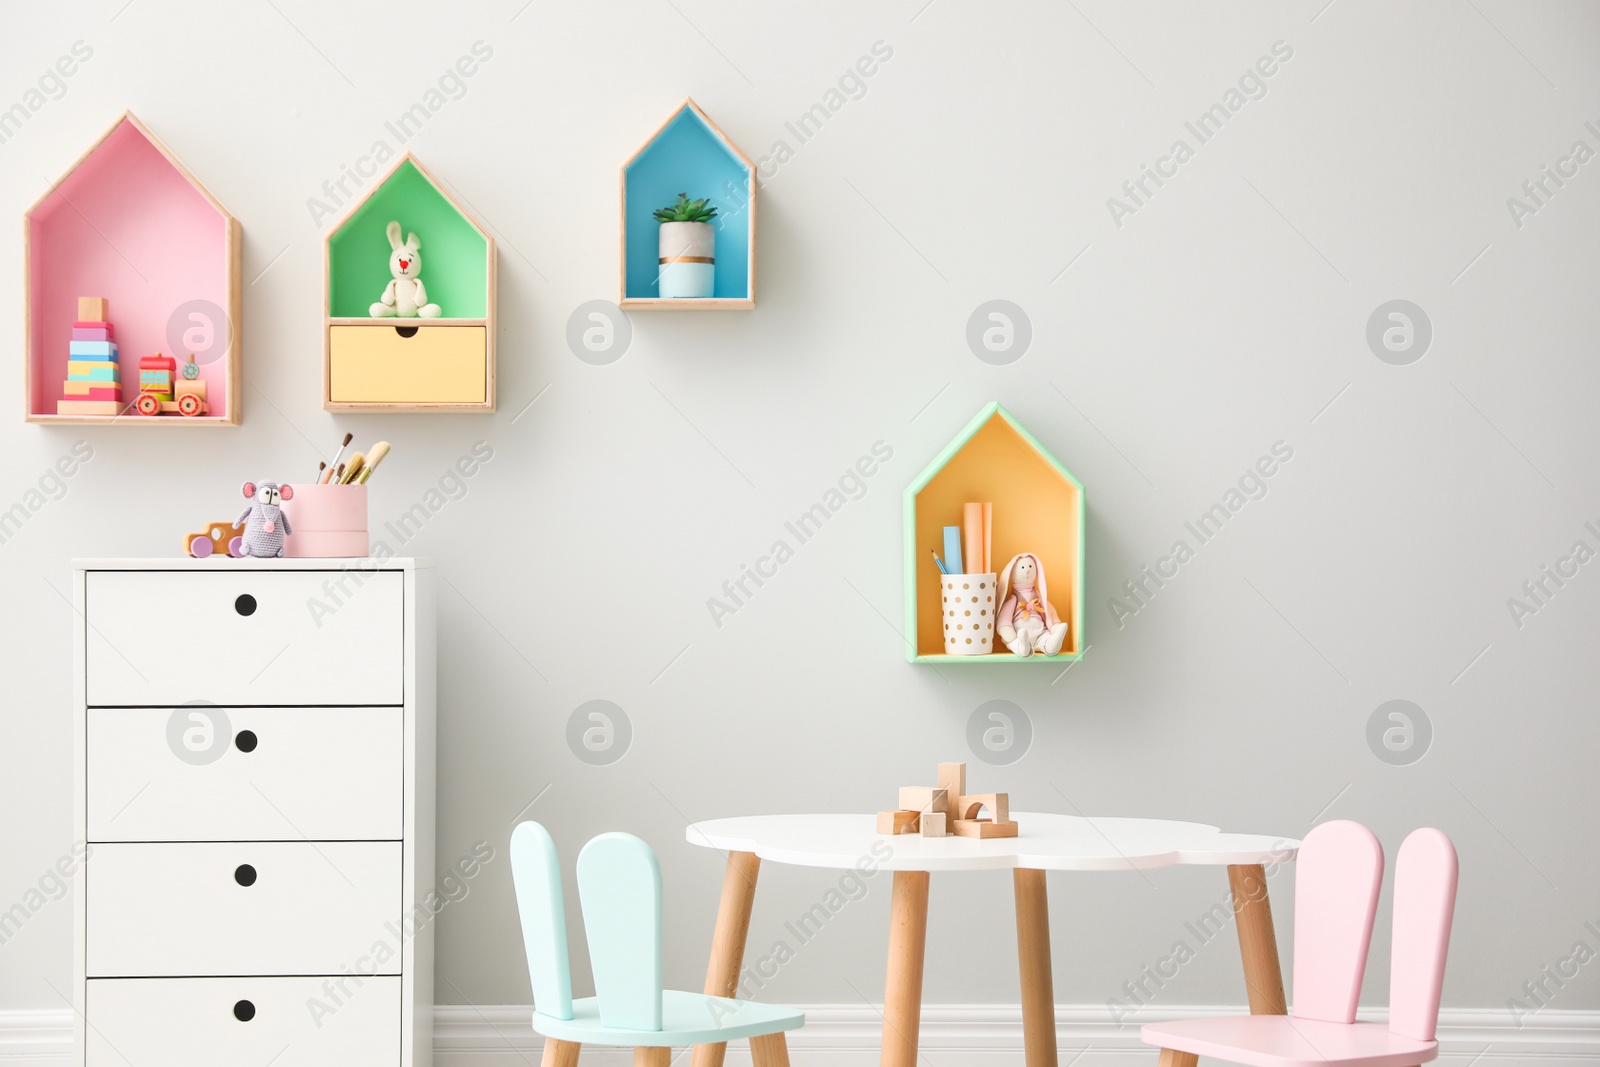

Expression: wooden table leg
xmin=1228 ymin=864 xmax=1287 ymax=1014
xmin=881 ymin=870 xmax=931 ymax=1067
xmin=692 ymin=851 xmax=761 ymax=1067
xmin=1014 ymin=869 xmax=1059 ymax=1067
xmin=1158 ymin=1049 xmax=1199 ymax=1067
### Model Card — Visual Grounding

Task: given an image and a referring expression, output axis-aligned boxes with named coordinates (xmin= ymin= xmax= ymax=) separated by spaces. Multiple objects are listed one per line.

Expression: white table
xmin=686 ymin=813 xmax=1299 ymax=1067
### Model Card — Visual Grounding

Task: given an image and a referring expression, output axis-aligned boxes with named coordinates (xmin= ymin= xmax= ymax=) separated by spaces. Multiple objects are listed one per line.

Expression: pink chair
xmin=1142 ymin=822 xmax=1458 ymax=1067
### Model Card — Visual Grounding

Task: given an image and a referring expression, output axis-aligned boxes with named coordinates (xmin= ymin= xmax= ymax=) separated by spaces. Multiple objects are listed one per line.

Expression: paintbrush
xmin=323 ymin=433 xmax=353 ymax=483
xmin=315 ymin=460 xmax=327 ymax=483
xmin=337 ymin=453 xmax=365 ymax=485
xmin=353 ymin=441 xmax=390 ymax=484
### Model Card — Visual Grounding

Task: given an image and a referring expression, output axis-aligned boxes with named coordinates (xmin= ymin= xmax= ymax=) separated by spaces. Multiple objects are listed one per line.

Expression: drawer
xmin=85 ymin=570 xmax=403 ymax=706
xmin=86 ymin=842 xmax=401 ymax=977
xmin=87 ymin=976 xmax=400 ymax=1067
xmin=88 ymin=707 xmax=402 ymax=842
xmin=329 ymin=324 xmax=487 ymax=404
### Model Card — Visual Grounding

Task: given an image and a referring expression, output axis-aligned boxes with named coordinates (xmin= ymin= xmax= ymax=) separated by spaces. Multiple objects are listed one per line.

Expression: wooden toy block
xmin=877 ymin=810 xmax=920 ymax=835
xmin=55 ymin=400 xmax=122 ymax=416
xmin=898 ymin=786 xmax=948 ymax=814
xmin=885 ymin=762 xmax=1019 ymax=839
xmin=956 ymin=793 xmax=1010 ymax=824
xmin=78 ymin=296 xmax=107 ymax=321
xmin=175 ymin=379 xmax=206 ymax=399
xmin=938 ymin=762 xmax=966 ymax=819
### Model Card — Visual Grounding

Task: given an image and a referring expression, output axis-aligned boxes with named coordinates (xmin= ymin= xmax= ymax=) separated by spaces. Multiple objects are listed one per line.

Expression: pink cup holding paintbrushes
xmin=282 ymin=483 xmax=368 ymax=557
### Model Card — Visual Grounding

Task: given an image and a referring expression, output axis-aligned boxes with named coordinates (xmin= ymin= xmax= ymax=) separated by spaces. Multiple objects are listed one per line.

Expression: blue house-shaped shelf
xmin=904 ymin=403 xmax=1085 ymax=663
xmin=620 ymin=99 xmax=755 ymax=309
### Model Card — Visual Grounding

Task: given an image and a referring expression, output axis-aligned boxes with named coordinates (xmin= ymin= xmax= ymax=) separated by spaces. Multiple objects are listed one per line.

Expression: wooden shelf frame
xmin=903 ymin=403 xmax=1086 ymax=664
xmin=620 ymin=98 xmax=756 ymax=310
xmin=322 ymin=153 xmax=497 ymax=413
xmin=24 ymin=111 xmax=242 ymax=425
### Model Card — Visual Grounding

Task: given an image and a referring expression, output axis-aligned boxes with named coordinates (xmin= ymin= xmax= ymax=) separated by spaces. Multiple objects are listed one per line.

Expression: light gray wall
xmin=2 ymin=0 xmax=1597 ymax=1019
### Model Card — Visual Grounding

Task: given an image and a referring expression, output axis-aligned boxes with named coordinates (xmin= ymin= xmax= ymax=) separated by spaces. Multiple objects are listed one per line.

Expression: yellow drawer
xmin=329 ymin=323 xmax=486 ymax=404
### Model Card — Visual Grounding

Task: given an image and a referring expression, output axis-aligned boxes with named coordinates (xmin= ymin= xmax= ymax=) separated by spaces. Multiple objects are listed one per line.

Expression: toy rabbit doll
xmin=370 ymin=220 xmax=441 ymax=318
xmin=996 ymin=552 xmax=1069 ymax=658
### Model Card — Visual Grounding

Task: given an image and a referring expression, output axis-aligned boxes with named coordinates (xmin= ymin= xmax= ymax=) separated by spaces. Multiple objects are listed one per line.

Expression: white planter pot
xmin=941 ymin=573 xmax=997 ymax=655
xmin=658 ymin=220 xmax=714 ymax=298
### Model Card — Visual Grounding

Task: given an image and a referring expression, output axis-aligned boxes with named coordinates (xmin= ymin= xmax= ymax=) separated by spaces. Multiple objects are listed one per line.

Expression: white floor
xmin=5 ymin=1004 xmax=1596 ymax=1066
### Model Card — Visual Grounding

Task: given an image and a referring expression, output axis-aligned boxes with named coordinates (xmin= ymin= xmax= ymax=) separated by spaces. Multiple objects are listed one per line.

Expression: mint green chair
xmin=510 ymin=822 xmax=802 ymax=1066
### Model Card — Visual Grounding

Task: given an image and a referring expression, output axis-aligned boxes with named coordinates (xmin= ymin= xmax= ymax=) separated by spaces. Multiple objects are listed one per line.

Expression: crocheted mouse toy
xmin=238 ymin=481 xmax=294 ymax=558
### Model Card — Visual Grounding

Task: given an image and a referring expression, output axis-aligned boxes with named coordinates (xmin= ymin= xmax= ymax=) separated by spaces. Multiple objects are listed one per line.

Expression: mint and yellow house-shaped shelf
xmin=324 ymin=154 xmax=496 ymax=411
xmin=904 ymin=403 xmax=1085 ymax=664
xmin=621 ymin=99 xmax=755 ymax=309
xmin=25 ymin=112 xmax=242 ymax=424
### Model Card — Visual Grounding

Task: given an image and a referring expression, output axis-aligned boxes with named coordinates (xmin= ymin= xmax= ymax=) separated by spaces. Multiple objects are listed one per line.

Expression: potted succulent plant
xmin=653 ymin=193 xmax=718 ymax=299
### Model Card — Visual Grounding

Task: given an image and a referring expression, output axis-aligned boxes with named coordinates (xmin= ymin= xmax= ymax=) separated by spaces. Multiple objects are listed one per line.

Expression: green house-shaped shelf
xmin=904 ymin=403 xmax=1085 ymax=664
xmin=324 ymin=153 xmax=496 ymax=412
xmin=620 ymin=99 xmax=755 ymax=310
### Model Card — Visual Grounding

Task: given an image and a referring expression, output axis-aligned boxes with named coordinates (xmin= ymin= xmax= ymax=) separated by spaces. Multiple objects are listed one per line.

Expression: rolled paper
xmin=942 ymin=526 xmax=964 ymax=576
xmin=983 ymin=502 xmax=993 ymax=573
xmin=963 ymin=503 xmax=984 ymax=580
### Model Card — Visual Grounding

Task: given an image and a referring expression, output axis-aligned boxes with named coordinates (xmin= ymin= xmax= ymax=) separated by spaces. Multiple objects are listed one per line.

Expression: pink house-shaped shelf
xmin=25 ymin=112 xmax=241 ymax=424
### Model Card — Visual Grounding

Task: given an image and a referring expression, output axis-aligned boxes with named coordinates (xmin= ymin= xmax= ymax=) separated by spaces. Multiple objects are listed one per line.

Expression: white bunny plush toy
xmin=369 ymin=220 xmax=442 ymax=318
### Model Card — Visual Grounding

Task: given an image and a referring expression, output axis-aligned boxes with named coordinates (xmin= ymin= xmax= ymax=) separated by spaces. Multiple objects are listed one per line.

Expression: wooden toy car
xmin=184 ymin=521 xmax=245 ymax=558
xmin=136 ymin=378 xmax=207 ymax=417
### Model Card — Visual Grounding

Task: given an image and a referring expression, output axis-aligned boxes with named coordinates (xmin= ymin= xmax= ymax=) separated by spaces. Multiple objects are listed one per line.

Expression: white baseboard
xmin=3 ymin=1004 xmax=1595 ymax=1066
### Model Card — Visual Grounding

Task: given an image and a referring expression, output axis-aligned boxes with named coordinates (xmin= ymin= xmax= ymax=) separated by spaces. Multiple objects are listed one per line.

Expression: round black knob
xmin=234 ymin=864 xmax=257 ymax=887
xmin=233 ymin=999 xmax=255 ymax=1022
xmin=234 ymin=594 xmax=257 ymax=616
xmin=235 ymin=730 xmax=258 ymax=753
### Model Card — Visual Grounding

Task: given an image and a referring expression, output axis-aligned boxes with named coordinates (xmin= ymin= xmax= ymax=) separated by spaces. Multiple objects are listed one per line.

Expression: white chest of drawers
xmin=72 ymin=558 xmax=435 ymax=1067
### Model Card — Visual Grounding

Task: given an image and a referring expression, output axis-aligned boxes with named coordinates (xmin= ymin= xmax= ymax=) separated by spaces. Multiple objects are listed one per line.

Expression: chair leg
xmin=634 ymin=1048 xmax=671 ymax=1067
xmin=749 ymin=1032 xmax=792 ymax=1067
xmin=540 ymin=1039 xmax=581 ymax=1067
xmin=1158 ymin=1049 xmax=1198 ymax=1067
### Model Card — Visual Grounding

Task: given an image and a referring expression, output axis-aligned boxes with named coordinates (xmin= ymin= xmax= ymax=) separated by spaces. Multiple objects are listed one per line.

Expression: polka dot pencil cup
xmin=942 ymin=573 xmax=997 ymax=654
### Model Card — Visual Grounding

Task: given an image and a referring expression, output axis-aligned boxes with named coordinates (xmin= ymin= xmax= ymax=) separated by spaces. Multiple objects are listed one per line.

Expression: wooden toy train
xmin=134 ymin=352 xmax=208 ymax=417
